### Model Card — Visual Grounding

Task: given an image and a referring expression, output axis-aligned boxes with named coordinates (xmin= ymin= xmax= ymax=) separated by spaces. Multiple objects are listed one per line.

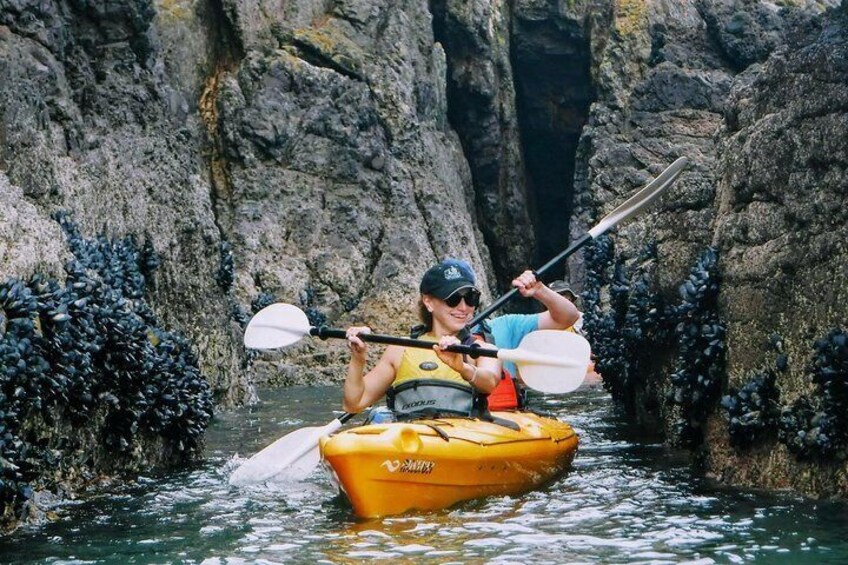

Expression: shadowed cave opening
xmin=430 ymin=3 xmax=595 ymax=289
xmin=510 ymin=15 xmax=595 ymax=271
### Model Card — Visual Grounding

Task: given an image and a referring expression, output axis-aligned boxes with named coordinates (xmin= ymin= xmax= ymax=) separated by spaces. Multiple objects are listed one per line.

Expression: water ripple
xmin=1 ymin=387 xmax=848 ymax=563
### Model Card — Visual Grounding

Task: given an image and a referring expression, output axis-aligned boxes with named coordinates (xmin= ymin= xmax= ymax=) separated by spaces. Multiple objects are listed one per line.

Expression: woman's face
xmin=422 ymin=291 xmax=478 ymax=334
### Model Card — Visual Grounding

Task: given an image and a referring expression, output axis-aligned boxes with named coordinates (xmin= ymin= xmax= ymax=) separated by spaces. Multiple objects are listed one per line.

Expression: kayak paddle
xmin=243 ymin=303 xmax=591 ymax=394
xmin=229 ymin=412 xmax=355 ymax=486
xmin=467 ymin=156 xmax=689 ymax=328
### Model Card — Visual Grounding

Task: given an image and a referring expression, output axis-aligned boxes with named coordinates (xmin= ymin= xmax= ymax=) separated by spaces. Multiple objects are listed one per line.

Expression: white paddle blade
xmin=244 ymin=303 xmax=312 ymax=350
xmin=505 ymin=330 xmax=592 ymax=394
xmin=229 ymin=419 xmax=343 ymax=486
xmin=588 ymin=156 xmax=688 ymax=239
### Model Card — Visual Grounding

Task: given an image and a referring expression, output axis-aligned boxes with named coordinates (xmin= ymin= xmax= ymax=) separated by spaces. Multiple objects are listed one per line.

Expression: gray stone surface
xmin=706 ymin=1 xmax=848 ymax=496
xmin=569 ymin=0 xmax=846 ymax=495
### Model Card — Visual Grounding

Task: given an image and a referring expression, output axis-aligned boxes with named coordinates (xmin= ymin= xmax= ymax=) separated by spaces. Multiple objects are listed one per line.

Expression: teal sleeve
xmin=489 ymin=314 xmax=540 ymax=350
xmin=488 ymin=314 xmax=540 ymax=379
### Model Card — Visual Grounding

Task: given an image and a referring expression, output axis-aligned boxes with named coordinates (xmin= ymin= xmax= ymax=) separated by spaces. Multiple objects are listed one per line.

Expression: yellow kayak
xmin=319 ymin=411 xmax=578 ymax=518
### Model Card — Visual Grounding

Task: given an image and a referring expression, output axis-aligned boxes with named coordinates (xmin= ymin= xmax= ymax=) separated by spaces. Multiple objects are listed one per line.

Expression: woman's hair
xmin=417 ymin=295 xmax=433 ymax=330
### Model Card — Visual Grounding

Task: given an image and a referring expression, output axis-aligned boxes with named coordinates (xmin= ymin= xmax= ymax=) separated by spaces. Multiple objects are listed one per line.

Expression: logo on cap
xmin=444 ymin=266 xmax=462 ymax=280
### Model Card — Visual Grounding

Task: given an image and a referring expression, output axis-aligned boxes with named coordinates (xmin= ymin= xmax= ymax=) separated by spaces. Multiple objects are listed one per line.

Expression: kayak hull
xmin=319 ymin=411 xmax=578 ymax=518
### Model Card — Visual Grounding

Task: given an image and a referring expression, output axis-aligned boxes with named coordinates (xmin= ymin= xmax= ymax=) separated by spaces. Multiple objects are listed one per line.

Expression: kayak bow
xmin=320 ymin=411 xmax=578 ymax=517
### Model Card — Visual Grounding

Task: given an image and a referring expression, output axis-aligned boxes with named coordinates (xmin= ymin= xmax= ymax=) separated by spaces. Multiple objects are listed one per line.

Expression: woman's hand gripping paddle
xmin=230 ymin=304 xmax=591 ymax=485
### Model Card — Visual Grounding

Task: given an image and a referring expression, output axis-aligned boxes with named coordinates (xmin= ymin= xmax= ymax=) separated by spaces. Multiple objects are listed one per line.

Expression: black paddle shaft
xmin=466 ymin=232 xmax=592 ymax=329
xmin=310 ymin=327 xmax=496 ymax=359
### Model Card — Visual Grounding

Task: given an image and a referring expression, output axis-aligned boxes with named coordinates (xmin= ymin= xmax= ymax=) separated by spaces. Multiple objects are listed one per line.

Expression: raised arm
xmin=511 ymin=270 xmax=579 ymax=330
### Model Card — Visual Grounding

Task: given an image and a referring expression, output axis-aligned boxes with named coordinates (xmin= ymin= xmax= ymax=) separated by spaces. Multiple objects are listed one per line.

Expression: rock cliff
xmin=567 ymin=0 xmax=848 ymax=497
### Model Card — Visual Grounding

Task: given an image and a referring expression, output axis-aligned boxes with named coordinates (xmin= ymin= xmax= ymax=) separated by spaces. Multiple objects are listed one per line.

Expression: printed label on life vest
xmin=401 ymin=399 xmax=437 ymax=410
xmin=380 ymin=459 xmax=436 ymax=474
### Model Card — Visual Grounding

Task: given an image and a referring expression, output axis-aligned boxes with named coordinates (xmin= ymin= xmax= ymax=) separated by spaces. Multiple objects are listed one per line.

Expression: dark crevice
xmin=283 ymin=41 xmax=365 ymax=82
xmin=199 ymin=0 xmax=244 ymax=238
xmin=429 ymin=0 xmax=527 ymax=290
xmin=429 ymin=1 xmax=596 ymax=287
xmin=510 ymin=15 xmax=595 ymax=270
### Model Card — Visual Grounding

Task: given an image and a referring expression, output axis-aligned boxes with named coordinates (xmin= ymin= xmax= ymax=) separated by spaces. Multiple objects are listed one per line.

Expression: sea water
xmin=1 ymin=386 xmax=847 ymax=564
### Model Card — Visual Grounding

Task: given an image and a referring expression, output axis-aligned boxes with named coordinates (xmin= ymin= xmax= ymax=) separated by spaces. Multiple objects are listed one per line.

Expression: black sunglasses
xmin=444 ymin=289 xmax=481 ymax=308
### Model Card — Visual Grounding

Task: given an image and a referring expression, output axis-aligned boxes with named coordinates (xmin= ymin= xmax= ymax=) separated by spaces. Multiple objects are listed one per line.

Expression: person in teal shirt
xmin=479 ymin=272 xmax=579 ymax=377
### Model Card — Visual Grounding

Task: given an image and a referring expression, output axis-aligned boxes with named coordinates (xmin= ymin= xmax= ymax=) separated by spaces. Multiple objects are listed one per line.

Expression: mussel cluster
xmin=778 ymin=328 xmax=848 ymax=460
xmin=583 ymin=238 xmax=673 ymax=402
xmin=583 ymin=236 xmax=627 ymax=397
xmin=721 ymin=334 xmax=784 ymax=449
xmin=668 ymin=247 xmax=725 ymax=447
xmin=620 ymin=244 xmax=674 ymax=382
xmin=299 ymin=286 xmax=327 ymax=328
xmin=0 ymin=213 xmax=213 ymax=521
xmin=584 ymin=241 xmax=726 ymax=446
xmin=230 ymin=303 xmax=251 ymax=329
xmin=251 ymin=292 xmax=276 ymax=314
xmin=342 ymin=296 xmax=360 ymax=313
xmin=721 ymin=371 xmax=780 ymax=449
xmin=228 ymin=291 xmax=277 ymax=333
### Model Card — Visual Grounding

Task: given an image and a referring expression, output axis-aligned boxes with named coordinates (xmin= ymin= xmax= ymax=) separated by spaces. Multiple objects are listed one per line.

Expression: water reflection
xmin=1 ymin=386 xmax=847 ymax=563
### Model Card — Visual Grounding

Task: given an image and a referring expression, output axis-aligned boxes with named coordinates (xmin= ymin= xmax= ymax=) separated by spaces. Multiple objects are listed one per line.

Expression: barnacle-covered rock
xmin=0 ymin=215 xmax=213 ymax=526
xmin=585 ymin=243 xmax=726 ymax=446
xmin=583 ymin=238 xmax=674 ymax=421
xmin=722 ymin=370 xmax=780 ymax=449
xmin=250 ymin=292 xmax=277 ymax=315
xmin=667 ymin=247 xmax=725 ymax=447
xmin=216 ymin=241 xmax=235 ymax=292
xmin=300 ymin=286 xmax=328 ymax=328
xmin=778 ymin=329 xmax=848 ymax=460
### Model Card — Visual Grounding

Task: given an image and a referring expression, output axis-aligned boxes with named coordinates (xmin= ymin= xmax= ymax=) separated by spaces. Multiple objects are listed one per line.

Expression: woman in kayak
xmin=343 ymin=259 xmax=500 ymax=419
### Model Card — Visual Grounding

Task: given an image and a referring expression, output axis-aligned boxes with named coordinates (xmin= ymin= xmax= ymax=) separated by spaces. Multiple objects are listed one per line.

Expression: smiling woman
xmin=341 ymin=259 xmax=501 ymax=418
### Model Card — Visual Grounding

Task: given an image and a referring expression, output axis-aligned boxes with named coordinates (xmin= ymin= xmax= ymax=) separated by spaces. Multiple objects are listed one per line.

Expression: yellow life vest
xmin=393 ymin=334 xmax=468 ymax=386
xmin=388 ymin=334 xmax=475 ymax=418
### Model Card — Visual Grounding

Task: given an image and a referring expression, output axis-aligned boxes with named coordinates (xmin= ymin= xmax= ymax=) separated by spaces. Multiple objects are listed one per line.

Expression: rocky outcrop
xmin=0 ymin=0 xmax=245 ymax=402
xmin=570 ymin=0 xmax=847 ymax=496
xmin=559 ymin=0 xmax=736 ymax=436
xmin=708 ymin=2 xmax=848 ymax=496
xmin=213 ymin=0 xmax=498 ymax=384
xmin=573 ymin=0 xmax=731 ymax=289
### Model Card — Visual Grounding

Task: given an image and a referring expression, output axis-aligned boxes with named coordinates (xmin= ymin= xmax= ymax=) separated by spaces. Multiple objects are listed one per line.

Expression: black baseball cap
xmin=419 ymin=259 xmax=478 ymax=300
